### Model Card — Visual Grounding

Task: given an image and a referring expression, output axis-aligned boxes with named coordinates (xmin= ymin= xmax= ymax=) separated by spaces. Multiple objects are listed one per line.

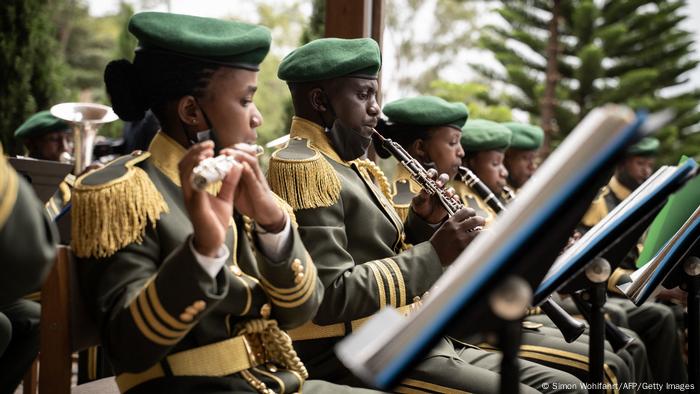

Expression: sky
xmin=88 ymin=0 xmax=700 ymax=105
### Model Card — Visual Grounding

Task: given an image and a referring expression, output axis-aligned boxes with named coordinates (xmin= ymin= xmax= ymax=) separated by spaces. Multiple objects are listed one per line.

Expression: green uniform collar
xmin=289 ymin=117 xmax=347 ymax=166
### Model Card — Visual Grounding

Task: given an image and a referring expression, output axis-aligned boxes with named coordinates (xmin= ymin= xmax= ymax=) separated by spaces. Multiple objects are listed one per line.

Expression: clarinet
xmin=372 ymin=130 xmax=463 ymax=216
xmin=457 ymin=164 xmax=587 ymax=342
xmin=501 ymin=185 xmax=517 ymax=204
xmin=457 ymin=166 xmax=506 ymax=213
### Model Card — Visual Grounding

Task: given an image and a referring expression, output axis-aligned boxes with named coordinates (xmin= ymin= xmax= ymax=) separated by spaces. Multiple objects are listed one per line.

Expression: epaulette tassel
xmin=267 ymin=156 xmax=341 ymax=211
xmin=72 ymin=166 xmax=168 ymax=258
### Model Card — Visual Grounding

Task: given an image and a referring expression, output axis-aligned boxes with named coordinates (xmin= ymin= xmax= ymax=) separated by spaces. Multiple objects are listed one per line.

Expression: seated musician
xmin=580 ymin=136 xmax=688 ymax=386
xmin=74 ymin=12 xmax=380 ymax=394
xmin=377 ymin=97 xmax=635 ymax=390
xmin=269 ymin=42 xmax=585 ymax=393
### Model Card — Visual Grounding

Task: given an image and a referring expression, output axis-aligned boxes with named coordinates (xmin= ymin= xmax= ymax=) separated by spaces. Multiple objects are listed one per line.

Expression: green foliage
xmin=427 ymin=80 xmax=513 ymax=122
xmin=0 ymin=0 xmax=63 ymax=154
xmin=477 ymin=0 xmax=700 ymax=164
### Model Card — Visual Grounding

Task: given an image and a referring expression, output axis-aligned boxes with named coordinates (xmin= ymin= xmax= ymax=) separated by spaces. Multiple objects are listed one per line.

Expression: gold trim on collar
xmin=608 ymin=176 xmax=631 ymax=200
xmin=289 ymin=116 xmax=346 ymax=165
xmin=148 ymin=131 xmax=186 ymax=187
xmin=149 ymin=131 xmax=221 ymax=194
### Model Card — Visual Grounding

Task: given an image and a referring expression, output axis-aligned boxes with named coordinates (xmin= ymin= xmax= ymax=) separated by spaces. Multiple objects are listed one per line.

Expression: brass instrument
xmin=50 ymin=103 xmax=118 ymax=174
xmin=190 ymin=144 xmax=263 ymax=191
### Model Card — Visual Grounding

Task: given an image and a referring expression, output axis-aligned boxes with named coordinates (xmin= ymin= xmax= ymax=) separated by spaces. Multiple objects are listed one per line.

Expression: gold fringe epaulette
xmin=72 ymin=152 xmax=169 ymax=258
xmin=267 ymin=137 xmax=341 ymax=210
xmin=581 ymin=187 xmax=610 ymax=228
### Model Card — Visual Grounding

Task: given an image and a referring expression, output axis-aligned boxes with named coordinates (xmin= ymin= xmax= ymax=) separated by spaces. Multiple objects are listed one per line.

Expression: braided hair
xmin=104 ymin=51 xmax=219 ymax=123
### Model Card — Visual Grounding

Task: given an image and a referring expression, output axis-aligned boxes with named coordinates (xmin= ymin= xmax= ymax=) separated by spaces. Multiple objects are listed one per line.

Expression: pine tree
xmin=0 ymin=0 xmax=63 ymax=154
xmin=477 ymin=0 xmax=700 ymax=162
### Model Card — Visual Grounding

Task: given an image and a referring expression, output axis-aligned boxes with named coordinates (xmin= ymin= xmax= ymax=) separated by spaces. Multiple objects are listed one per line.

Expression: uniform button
xmin=193 ymin=300 xmax=207 ymax=311
xmin=266 ymin=363 xmax=278 ymax=373
xmin=231 ymin=265 xmax=242 ymax=276
xmin=294 ymin=272 xmax=305 ymax=284
xmin=291 ymin=259 xmax=303 ymax=272
xmin=185 ymin=306 xmax=199 ymax=316
xmin=179 ymin=313 xmax=194 ymax=322
xmin=260 ymin=303 xmax=271 ymax=319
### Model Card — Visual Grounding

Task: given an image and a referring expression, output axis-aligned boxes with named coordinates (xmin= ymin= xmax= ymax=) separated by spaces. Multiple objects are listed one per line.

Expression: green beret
xmin=14 ymin=111 xmax=70 ymax=139
xmin=461 ymin=119 xmax=512 ymax=151
xmin=383 ymin=96 xmax=469 ymax=130
xmin=502 ymin=122 xmax=544 ymax=151
xmin=129 ymin=12 xmax=271 ymax=69
xmin=626 ymin=137 xmax=660 ymax=156
xmin=278 ymin=38 xmax=381 ymax=82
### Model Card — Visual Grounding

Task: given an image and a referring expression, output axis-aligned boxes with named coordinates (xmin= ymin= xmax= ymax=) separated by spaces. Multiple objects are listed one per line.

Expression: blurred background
xmin=2 ymin=0 xmax=699 ymax=165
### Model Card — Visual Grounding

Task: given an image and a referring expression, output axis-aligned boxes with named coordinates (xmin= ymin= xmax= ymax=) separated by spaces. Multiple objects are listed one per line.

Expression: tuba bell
xmin=50 ymin=102 xmax=118 ymax=174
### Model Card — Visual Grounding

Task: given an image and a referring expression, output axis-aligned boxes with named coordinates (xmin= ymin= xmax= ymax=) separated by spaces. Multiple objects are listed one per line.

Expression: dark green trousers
xmin=0 ymin=299 xmax=40 ymax=394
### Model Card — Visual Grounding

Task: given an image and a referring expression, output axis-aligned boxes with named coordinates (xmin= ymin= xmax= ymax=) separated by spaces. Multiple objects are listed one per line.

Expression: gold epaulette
xmin=581 ymin=186 xmax=610 ymax=228
xmin=267 ymin=137 xmax=341 ymax=210
xmin=72 ymin=152 xmax=169 ymax=258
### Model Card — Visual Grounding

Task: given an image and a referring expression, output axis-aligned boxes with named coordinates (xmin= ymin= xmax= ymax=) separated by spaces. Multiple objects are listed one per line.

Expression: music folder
xmin=618 ymin=204 xmax=700 ymax=305
xmin=8 ymin=156 xmax=72 ymax=203
xmin=335 ymin=106 xmax=663 ymax=389
xmin=534 ymin=158 xmax=698 ymax=304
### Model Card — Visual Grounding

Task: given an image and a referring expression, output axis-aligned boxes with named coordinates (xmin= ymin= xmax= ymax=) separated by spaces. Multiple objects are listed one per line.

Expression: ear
xmin=411 ymin=139 xmax=428 ymax=162
xmin=176 ymin=95 xmax=202 ymax=128
xmin=308 ymin=88 xmax=327 ymax=113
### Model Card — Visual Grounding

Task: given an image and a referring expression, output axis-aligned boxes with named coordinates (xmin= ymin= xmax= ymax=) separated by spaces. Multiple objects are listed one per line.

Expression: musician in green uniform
xmin=0 ymin=148 xmax=58 ymax=392
xmin=502 ymin=122 xmax=543 ymax=194
xmin=269 ymin=38 xmax=585 ymax=394
xmin=74 ymin=12 xmax=379 ymax=394
xmin=377 ymin=100 xmax=638 ymax=390
xmin=580 ymin=137 xmax=688 ymax=386
xmin=14 ymin=111 xmax=74 ymax=219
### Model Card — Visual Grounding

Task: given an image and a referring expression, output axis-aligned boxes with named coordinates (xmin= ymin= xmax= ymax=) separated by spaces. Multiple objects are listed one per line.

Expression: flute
xmin=190 ymin=144 xmax=263 ymax=191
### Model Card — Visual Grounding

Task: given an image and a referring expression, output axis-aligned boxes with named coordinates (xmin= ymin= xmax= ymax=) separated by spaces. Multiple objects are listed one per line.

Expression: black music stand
xmin=336 ymin=107 xmax=658 ymax=393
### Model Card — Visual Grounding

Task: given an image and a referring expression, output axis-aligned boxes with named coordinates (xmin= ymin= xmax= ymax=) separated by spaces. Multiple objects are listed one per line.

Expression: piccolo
xmin=190 ymin=144 xmax=263 ymax=191
xmin=372 ymin=129 xmax=464 ymax=217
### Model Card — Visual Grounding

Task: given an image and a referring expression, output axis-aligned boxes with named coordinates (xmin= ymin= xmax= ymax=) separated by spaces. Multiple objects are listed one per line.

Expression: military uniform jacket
xmin=580 ymin=175 xmax=639 ymax=289
xmin=267 ymin=117 xmax=444 ymax=382
xmin=449 ymin=179 xmax=499 ymax=226
xmin=0 ymin=150 xmax=57 ymax=305
xmin=74 ymin=132 xmax=322 ymax=393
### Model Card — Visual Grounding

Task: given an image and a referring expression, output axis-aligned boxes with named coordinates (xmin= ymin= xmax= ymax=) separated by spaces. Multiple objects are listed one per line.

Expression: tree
xmin=0 ymin=0 xmax=64 ymax=153
xmin=427 ymin=80 xmax=513 ymax=122
xmin=477 ymin=0 xmax=700 ymax=162
xmin=384 ymin=0 xmax=480 ymax=98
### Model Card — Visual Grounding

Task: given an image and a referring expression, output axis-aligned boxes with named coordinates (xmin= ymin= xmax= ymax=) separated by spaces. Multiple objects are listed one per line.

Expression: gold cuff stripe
xmin=0 ymin=167 xmax=18 ymax=230
xmin=517 ymin=350 xmax=589 ymax=372
xmin=268 ymin=263 xmax=317 ymax=309
xmin=366 ymin=262 xmax=387 ymax=308
xmin=383 ymin=258 xmax=407 ymax=307
xmin=147 ymin=281 xmax=191 ymax=330
xmin=517 ymin=344 xmax=588 ymax=363
xmin=258 ymin=255 xmax=314 ymax=295
xmin=137 ymin=291 xmax=186 ymax=338
xmin=401 ymin=378 xmax=470 ymax=394
xmin=376 ymin=261 xmax=397 ymax=307
xmin=262 ymin=261 xmax=316 ymax=301
xmin=129 ymin=300 xmax=181 ymax=346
